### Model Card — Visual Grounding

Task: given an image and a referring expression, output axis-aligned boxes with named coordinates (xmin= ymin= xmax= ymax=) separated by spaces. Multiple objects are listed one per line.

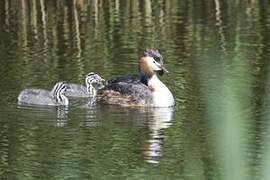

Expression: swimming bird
xmin=65 ymin=72 xmax=105 ymax=98
xmin=89 ymin=49 xmax=174 ymax=107
xmin=18 ymin=82 xmax=69 ymax=106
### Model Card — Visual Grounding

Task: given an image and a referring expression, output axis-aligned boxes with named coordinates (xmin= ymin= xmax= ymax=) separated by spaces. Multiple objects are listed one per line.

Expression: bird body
xmin=18 ymin=82 xmax=69 ymax=106
xmin=65 ymin=73 xmax=105 ymax=98
xmin=65 ymin=83 xmax=88 ymax=98
xmin=91 ymin=49 xmax=175 ymax=107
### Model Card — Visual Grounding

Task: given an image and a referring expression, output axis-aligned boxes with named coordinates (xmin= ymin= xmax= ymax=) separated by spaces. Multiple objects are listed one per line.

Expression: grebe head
xmin=50 ymin=82 xmax=69 ymax=106
xmin=143 ymin=49 xmax=165 ymax=65
xmin=85 ymin=72 xmax=105 ymax=96
xmin=139 ymin=50 xmax=168 ymax=79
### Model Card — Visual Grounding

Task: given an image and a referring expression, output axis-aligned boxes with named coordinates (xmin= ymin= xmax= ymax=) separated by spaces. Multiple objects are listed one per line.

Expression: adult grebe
xmin=65 ymin=72 xmax=105 ymax=98
xmin=90 ymin=49 xmax=174 ymax=107
xmin=18 ymin=82 xmax=69 ymax=106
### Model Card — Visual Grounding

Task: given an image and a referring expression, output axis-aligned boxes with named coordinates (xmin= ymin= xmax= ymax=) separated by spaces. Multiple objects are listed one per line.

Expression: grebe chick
xmin=18 ymin=82 xmax=69 ymax=106
xmin=65 ymin=72 xmax=105 ymax=98
xmin=95 ymin=49 xmax=174 ymax=107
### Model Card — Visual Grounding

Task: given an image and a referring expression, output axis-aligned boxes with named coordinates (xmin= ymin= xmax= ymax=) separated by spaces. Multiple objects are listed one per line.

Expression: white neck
xmin=148 ymin=74 xmax=174 ymax=107
xmin=59 ymin=94 xmax=69 ymax=106
xmin=86 ymin=84 xmax=98 ymax=97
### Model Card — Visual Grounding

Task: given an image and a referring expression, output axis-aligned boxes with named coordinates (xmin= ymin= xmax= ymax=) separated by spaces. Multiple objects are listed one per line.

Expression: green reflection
xmin=0 ymin=0 xmax=270 ymax=179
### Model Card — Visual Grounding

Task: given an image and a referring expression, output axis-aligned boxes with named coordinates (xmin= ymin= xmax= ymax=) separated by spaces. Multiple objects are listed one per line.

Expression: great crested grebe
xmin=18 ymin=82 xmax=69 ymax=106
xmin=89 ymin=49 xmax=175 ymax=107
xmin=65 ymin=72 xmax=105 ymax=98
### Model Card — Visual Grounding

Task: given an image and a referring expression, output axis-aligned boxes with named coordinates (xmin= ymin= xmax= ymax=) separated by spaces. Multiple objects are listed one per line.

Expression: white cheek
xmin=151 ymin=64 xmax=159 ymax=71
xmin=145 ymin=57 xmax=161 ymax=71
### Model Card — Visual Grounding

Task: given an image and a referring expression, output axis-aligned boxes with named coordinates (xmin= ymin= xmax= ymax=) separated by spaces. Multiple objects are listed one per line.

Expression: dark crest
xmin=143 ymin=49 xmax=164 ymax=65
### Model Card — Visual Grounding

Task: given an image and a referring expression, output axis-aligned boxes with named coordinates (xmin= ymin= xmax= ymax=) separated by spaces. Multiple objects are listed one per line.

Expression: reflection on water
xmin=17 ymin=100 xmax=174 ymax=164
xmin=17 ymin=105 xmax=69 ymax=128
xmin=142 ymin=108 xmax=173 ymax=164
xmin=1 ymin=0 xmax=270 ymax=179
xmin=85 ymin=99 xmax=100 ymax=127
xmin=85 ymin=104 xmax=174 ymax=164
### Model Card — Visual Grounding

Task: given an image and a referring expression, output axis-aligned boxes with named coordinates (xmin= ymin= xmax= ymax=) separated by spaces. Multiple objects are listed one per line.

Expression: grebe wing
xmin=107 ymin=75 xmax=140 ymax=84
xmin=98 ymin=80 xmax=152 ymax=106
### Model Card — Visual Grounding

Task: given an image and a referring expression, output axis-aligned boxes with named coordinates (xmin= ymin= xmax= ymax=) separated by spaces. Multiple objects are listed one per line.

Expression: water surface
xmin=1 ymin=1 xmax=270 ymax=179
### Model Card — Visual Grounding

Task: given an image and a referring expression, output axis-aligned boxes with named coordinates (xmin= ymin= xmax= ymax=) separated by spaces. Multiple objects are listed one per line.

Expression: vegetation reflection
xmin=0 ymin=0 xmax=270 ymax=179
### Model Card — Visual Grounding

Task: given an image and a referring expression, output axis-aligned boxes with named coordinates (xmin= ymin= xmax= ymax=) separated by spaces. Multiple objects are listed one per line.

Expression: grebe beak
xmin=161 ymin=65 xmax=169 ymax=73
xmin=157 ymin=65 xmax=169 ymax=76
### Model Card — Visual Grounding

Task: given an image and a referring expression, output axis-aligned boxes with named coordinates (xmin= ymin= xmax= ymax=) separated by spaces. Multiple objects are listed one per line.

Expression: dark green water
xmin=1 ymin=1 xmax=270 ymax=179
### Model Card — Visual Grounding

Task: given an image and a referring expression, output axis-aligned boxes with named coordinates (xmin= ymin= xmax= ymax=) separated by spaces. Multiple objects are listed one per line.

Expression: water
xmin=0 ymin=0 xmax=270 ymax=179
